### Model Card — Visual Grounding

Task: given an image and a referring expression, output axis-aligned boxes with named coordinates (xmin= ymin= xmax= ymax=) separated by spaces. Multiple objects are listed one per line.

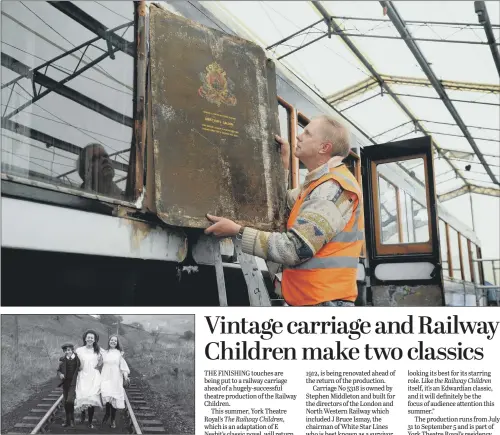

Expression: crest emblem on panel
xmin=198 ymin=62 xmax=237 ymax=107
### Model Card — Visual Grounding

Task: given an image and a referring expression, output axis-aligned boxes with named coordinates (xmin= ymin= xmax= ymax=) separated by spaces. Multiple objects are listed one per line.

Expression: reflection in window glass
xmin=448 ymin=227 xmax=461 ymax=279
xmin=439 ymin=220 xmax=449 ymax=278
xmin=378 ymin=176 xmax=399 ymax=244
xmin=278 ymin=105 xmax=289 ymax=143
xmin=297 ymin=123 xmax=307 ymax=185
xmin=377 ymin=159 xmax=429 ymax=245
xmin=460 ymin=236 xmax=471 ymax=282
xmin=1 ymin=1 xmax=135 ymax=200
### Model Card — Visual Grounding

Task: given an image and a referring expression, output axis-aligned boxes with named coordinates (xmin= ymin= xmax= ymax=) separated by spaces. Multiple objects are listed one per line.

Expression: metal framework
xmin=310 ymin=1 xmax=469 ymax=188
xmin=1 ymin=3 xmax=135 ymax=179
xmin=1 ymin=118 xmax=128 ymax=173
xmin=439 ymin=185 xmax=500 ymax=202
xmin=475 ymin=1 xmax=500 ymax=76
xmin=381 ymin=1 xmax=498 ymax=186
xmin=2 ymin=53 xmax=133 ymax=127
xmin=263 ymin=1 xmax=500 ymax=198
xmin=326 ymin=75 xmax=500 ymax=105
xmin=265 ymin=14 xmax=500 ymax=59
xmin=48 ymin=1 xmax=135 ymax=57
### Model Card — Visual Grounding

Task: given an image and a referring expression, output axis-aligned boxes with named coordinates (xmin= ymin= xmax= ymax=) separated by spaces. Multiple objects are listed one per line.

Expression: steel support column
xmin=381 ymin=1 xmax=498 ymax=186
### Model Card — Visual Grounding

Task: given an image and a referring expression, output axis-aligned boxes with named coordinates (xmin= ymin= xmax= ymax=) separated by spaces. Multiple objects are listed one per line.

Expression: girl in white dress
xmin=100 ymin=335 xmax=130 ymax=428
xmin=74 ymin=330 xmax=103 ymax=429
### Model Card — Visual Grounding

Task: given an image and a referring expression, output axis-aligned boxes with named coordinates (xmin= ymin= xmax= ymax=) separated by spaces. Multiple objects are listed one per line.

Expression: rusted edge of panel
xmin=290 ymin=107 xmax=299 ymax=189
xmin=132 ymin=1 xmax=148 ymax=201
xmin=266 ymin=59 xmax=286 ymax=231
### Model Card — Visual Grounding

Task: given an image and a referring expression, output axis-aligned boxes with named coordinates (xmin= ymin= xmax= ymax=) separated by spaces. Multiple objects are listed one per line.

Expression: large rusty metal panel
xmin=149 ymin=7 xmax=285 ymax=230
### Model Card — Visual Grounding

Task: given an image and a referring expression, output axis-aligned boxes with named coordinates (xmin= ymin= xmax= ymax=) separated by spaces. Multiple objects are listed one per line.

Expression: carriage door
xmin=361 ymin=136 xmax=444 ymax=306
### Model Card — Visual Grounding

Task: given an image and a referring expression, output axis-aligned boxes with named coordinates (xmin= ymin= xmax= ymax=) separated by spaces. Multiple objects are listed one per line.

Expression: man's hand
xmin=276 ymin=135 xmax=290 ymax=170
xmin=205 ymin=214 xmax=241 ymax=237
xmin=59 ymin=373 xmax=65 ymax=380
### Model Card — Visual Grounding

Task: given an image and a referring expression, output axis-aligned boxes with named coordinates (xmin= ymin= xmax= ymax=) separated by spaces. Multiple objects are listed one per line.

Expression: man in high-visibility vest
xmin=205 ymin=115 xmax=364 ymax=306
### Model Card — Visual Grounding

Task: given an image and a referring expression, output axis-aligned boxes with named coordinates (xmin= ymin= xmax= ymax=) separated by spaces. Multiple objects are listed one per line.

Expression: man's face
xmin=295 ymin=118 xmax=327 ymax=162
xmin=84 ymin=146 xmax=114 ymax=186
xmin=64 ymin=347 xmax=74 ymax=357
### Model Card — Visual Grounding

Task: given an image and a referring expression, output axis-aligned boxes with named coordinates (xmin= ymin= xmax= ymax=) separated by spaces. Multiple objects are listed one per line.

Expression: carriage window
xmin=377 ymin=158 xmax=429 ymax=245
xmin=1 ymin=1 xmax=135 ymax=201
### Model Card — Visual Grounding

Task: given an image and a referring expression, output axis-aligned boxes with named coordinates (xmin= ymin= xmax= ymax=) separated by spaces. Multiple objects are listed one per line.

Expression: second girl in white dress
xmin=100 ymin=335 xmax=130 ymax=428
xmin=74 ymin=329 xmax=103 ymax=429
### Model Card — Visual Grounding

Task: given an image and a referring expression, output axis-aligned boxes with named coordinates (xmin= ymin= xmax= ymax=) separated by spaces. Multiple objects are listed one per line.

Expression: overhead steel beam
xmin=1 ymin=11 xmax=133 ymax=91
xmin=475 ymin=1 xmax=500 ymax=77
xmin=48 ymin=1 xmax=135 ymax=57
xmin=381 ymin=1 xmax=498 ymax=186
xmin=438 ymin=184 xmax=500 ymax=202
xmin=311 ymin=1 xmax=468 ymax=187
xmin=2 ymin=53 xmax=133 ymax=128
xmin=382 ymin=75 xmax=500 ymax=93
xmin=266 ymin=18 xmax=324 ymax=50
xmin=325 ymin=14 xmax=500 ymax=29
xmin=1 ymin=118 xmax=129 ymax=173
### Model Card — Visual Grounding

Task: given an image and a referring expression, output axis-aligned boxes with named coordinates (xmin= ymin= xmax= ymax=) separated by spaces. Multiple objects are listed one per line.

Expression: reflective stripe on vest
xmin=291 ymin=256 xmax=359 ymax=270
xmin=282 ymin=164 xmax=364 ymax=306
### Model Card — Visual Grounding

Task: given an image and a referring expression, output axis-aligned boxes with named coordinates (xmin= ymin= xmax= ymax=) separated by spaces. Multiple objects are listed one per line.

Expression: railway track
xmin=6 ymin=382 xmax=166 ymax=434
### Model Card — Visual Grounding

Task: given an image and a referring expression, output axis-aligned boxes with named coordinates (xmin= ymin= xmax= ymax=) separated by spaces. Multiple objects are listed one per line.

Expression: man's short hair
xmin=316 ymin=115 xmax=351 ymax=158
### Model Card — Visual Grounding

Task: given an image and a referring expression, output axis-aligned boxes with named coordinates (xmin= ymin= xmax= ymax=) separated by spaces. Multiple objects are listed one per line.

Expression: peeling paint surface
xmin=372 ymin=284 xmax=443 ymax=307
xmin=2 ymin=197 xmax=188 ymax=262
xmin=149 ymin=7 xmax=285 ymax=230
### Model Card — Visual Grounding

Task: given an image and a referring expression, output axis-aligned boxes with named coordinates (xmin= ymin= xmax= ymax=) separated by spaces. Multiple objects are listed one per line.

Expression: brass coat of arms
xmin=198 ymin=62 xmax=237 ymax=107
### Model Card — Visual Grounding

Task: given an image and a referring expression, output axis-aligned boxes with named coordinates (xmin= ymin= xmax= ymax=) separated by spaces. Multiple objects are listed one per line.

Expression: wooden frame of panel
xmin=277 ymin=97 xmax=296 ymax=189
xmin=371 ymin=153 xmax=433 ymax=255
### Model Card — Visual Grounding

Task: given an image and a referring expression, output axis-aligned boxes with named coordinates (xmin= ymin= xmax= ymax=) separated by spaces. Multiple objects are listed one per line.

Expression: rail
xmin=124 ymin=391 xmax=143 ymax=434
xmin=30 ymin=394 xmax=63 ymax=434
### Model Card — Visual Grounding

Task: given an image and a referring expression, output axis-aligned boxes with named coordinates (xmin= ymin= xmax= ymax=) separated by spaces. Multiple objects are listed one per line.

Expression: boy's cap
xmin=61 ymin=343 xmax=75 ymax=350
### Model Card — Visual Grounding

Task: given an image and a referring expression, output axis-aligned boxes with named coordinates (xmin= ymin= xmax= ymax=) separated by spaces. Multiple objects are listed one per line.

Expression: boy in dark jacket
xmin=57 ymin=343 xmax=81 ymax=427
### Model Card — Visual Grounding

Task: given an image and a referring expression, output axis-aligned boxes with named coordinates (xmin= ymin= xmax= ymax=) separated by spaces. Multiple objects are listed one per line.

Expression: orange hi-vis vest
xmin=282 ymin=164 xmax=364 ymax=306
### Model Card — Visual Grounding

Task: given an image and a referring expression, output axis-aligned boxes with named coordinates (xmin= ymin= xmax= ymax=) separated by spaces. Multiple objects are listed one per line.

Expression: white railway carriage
xmin=1 ymin=1 xmax=498 ymax=306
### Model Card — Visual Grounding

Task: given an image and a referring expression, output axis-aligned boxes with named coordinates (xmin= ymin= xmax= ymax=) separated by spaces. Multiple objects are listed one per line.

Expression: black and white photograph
xmin=1 ymin=314 xmax=195 ymax=434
